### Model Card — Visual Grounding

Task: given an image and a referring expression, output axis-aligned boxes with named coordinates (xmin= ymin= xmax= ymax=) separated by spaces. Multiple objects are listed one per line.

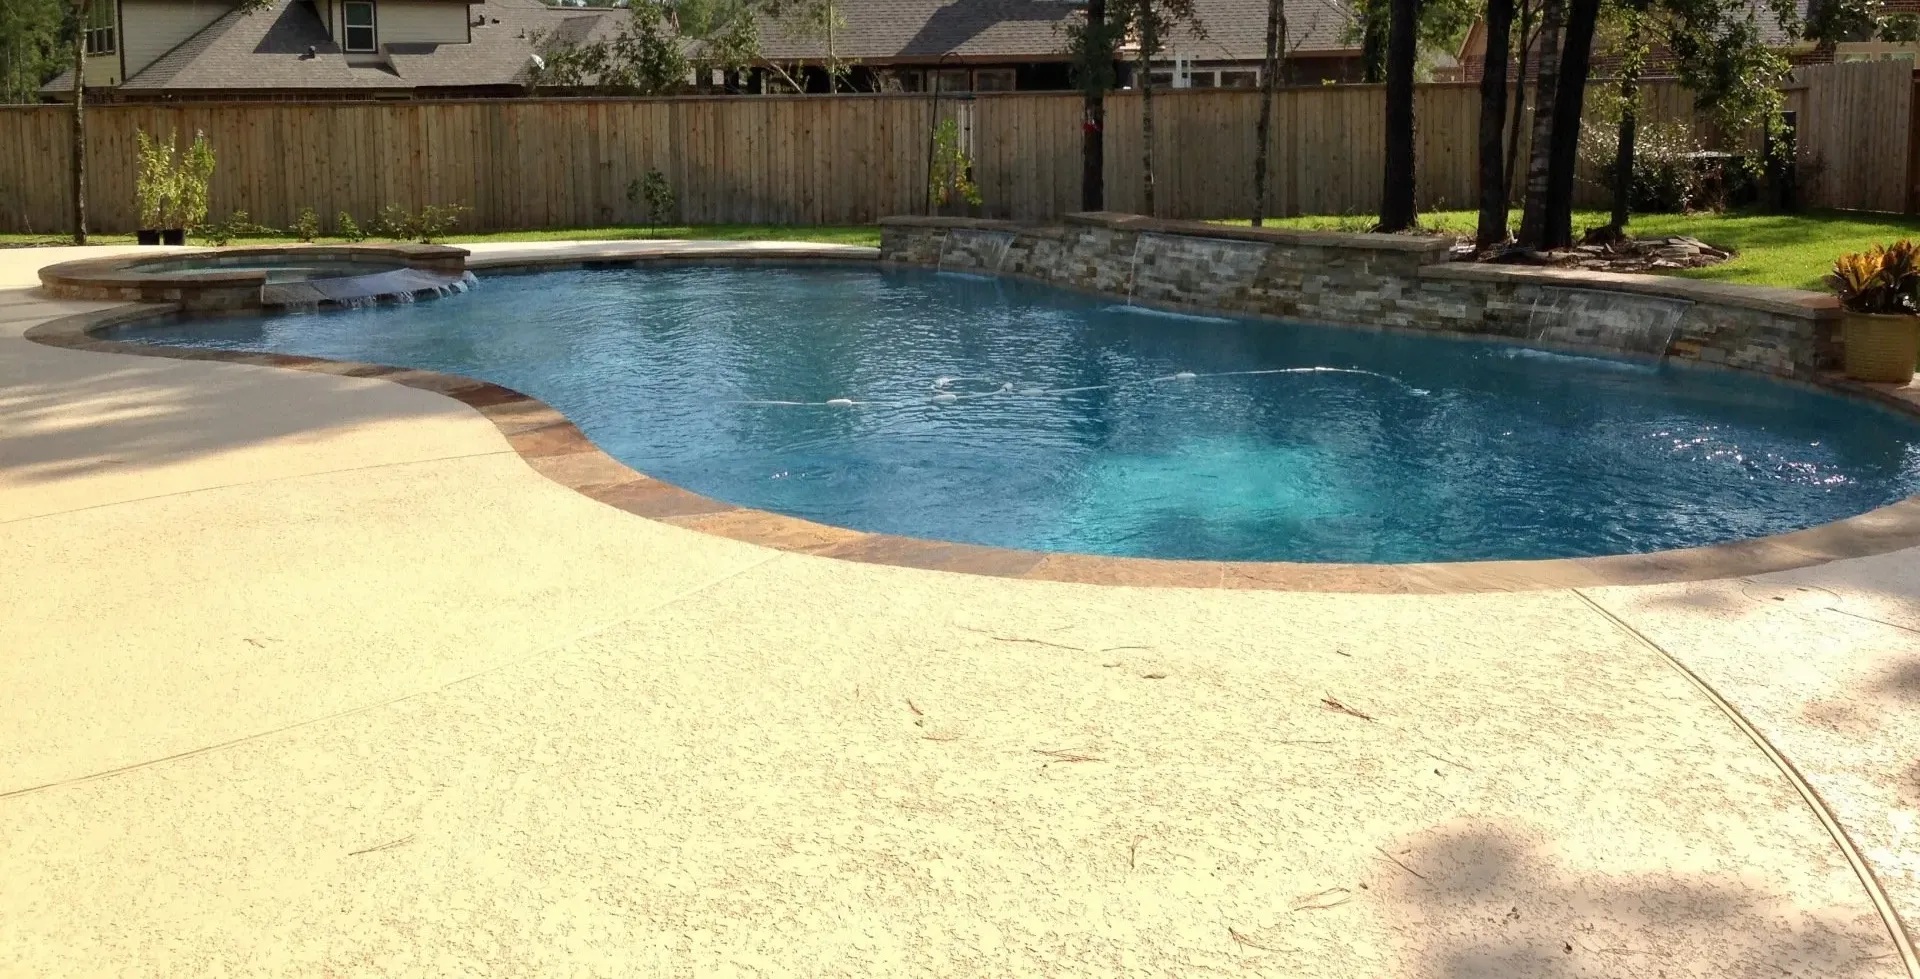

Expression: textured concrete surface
xmin=3 ymin=243 xmax=1916 ymax=978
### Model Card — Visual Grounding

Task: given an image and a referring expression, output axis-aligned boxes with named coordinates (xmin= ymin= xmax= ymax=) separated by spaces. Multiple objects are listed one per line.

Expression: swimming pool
xmin=102 ymin=264 xmax=1920 ymax=563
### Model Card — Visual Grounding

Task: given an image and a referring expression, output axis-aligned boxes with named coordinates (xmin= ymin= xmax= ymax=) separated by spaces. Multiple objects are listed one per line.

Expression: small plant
xmin=294 ymin=206 xmax=320 ymax=242
xmin=173 ymin=131 xmax=216 ymax=231
xmin=374 ymin=203 xmax=416 ymax=240
xmin=203 ymin=209 xmax=276 ymax=247
xmin=1828 ymin=241 xmax=1920 ymax=315
xmin=133 ymin=129 xmax=178 ymax=230
xmin=627 ymin=170 xmax=676 ymax=229
xmin=412 ymin=203 xmax=468 ymax=243
xmin=337 ymin=211 xmax=366 ymax=242
xmin=927 ymin=118 xmax=982 ymax=211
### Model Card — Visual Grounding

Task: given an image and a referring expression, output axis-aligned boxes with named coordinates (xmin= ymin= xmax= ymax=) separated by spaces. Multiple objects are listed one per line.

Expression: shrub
xmin=627 ymin=170 xmax=675 ymax=228
xmin=927 ymin=118 xmax=981 ymax=211
xmin=1578 ymin=118 xmax=1711 ymax=214
xmin=337 ymin=211 xmax=366 ymax=242
xmin=203 ymin=209 xmax=276 ymax=247
xmin=413 ymin=203 xmax=468 ymax=243
xmin=374 ymin=203 xmax=415 ymax=240
xmin=133 ymin=129 xmax=177 ymax=230
xmin=174 ymin=131 xmax=216 ymax=231
xmin=294 ymin=206 xmax=320 ymax=243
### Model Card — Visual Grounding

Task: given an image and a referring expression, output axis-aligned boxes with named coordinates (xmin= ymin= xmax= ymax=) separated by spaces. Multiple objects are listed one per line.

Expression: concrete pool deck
xmin=3 ymin=242 xmax=1918 ymax=977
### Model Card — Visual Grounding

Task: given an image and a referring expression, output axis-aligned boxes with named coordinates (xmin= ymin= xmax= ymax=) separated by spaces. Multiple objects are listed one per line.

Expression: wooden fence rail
xmin=0 ymin=70 xmax=1901 ymax=236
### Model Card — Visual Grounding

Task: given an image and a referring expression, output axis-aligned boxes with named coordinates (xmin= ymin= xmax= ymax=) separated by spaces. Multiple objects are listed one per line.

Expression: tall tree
xmin=1539 ymin=0 xmax=1602 ymax=248
xmin=1516 ymin=0 xmax=1563 ymax=247
xmin=68 ymin=0 xmax=86 ymax=243
xmin=1603 ymin=0 xmax=1649 ymax=235
xmin=1136 ymin=0 xmax=1158 ymax=214
xmin=674 ymin=0 xmax=764 ymax=92
xmin=1 ymin=0 xmax=64 ymax=105
xmin=1067 ymin=0 xmax=1123 ymax=210
xmin=1475 ymin=0 xmax=1515 ymax=247
xmin=1359 ymin=0 xmax=1390 ymax=81
xmin=1376 ymin=0 xmax=1418 ymax=231
xmin=1251 ymin=0 xmax=1289 ymax=226
xmin=1502 ymin=0 xmax=1538 ymax=203
xmin=1125 ymin=0 xmax=1202 ymax=216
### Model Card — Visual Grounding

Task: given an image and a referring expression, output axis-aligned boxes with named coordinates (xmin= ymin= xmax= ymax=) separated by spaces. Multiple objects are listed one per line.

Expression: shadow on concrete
xmin=0 ymin=345 xmax=452 ymax=489
xmin=1867 ymin=656 xmax=1920 ymax=704
xmin=1378 ymin=821 xmax=1899 ymax=979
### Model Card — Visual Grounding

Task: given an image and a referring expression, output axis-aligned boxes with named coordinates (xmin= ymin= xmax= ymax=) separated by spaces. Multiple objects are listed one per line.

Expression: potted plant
xmin=164 ymin=131 xmax=216 ymax=246
xmin=1828 ymin=241 xmax=1920 ymax=384
xmin=133 ymin=129 xmax=176 ymax=246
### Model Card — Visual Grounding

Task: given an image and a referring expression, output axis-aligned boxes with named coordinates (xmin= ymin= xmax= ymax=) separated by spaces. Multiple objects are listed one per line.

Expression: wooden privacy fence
xmin=0 ymin=76 xmax=1883 ymax=235
xmin=1785 ymin=60 xmax=1916 ymax=214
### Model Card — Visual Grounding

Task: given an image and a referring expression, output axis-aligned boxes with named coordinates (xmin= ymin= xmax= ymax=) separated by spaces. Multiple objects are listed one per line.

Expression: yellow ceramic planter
xmin=1841 ymin=311 xmax=1919 ymax=384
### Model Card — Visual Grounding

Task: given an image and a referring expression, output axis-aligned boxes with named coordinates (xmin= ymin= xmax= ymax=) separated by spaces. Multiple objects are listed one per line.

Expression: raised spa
xmin=101 ymin=264 xmax=1920 ymax=563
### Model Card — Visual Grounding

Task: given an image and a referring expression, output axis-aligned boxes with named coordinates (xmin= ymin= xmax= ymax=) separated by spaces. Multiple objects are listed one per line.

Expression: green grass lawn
xmin=1252 ymin=208 xmax=1920 ymax=292
xmin=0 ymin=223 xmax=882 ymax=250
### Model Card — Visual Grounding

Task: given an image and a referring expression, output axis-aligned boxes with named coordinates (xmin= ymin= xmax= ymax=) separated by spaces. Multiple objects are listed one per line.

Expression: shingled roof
xmin=46 ymin=0 xmax=1354 ymax=95
xmin=753 ymin=0 xmax=1356 ymax=63
xmin=45 ymin=0 xmax=621 ymax=93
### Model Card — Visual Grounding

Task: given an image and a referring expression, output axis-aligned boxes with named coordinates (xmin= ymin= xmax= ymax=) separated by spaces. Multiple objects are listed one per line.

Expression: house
xmin=44 ymin=0 xmax=1369 ymax=101
xmin=44 ymin=0 xmax=621 ymax=101
xmin=750 ymin=0 xmax=1369 ymax=93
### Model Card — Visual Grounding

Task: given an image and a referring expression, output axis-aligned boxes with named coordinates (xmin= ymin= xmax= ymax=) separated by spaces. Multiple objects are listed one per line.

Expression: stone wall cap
xmin=1063 ymin=212 xmax=1455 ymax=254
xmin=877 ymin=215 xmax=1026 ymax=231
xmin=1419 ymin=261 xmax=1841 ymax=319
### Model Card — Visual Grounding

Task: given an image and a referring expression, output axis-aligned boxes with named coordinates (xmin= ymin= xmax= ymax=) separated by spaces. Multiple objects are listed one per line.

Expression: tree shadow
xmin=1 ymin=340 xmax=462 ymax=489
xmin=1374 ymin=820 xmax=1901 ymax=979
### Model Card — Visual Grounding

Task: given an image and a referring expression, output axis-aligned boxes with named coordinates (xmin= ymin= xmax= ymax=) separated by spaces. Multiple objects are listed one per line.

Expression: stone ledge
xmin=1062 ymin=212 xmax=1455 ymax=255
xmin=1419 ymin=262 xmax=1841 ymax=320
xmin=877 ymin=216 xmax=1026 ymax=231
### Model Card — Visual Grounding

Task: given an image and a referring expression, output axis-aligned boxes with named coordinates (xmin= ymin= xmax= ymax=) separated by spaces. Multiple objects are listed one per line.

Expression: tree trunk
xmin=1476 ymin=0 xmax=1515 ymax=248
xmin=1517 ymin=0 xmax=1564 ymax=248
xmin=1251 ymin=0 xmax=1288 ymax=226
xmin=1503 ymin=0 xmax=1535 ymax=205
xmin=1082 ymin=0 xmax=1106 ymax=211
xmin=69 ymin=0 xmax=87 ymax=245
xmin=1608 ymin=51 xmax=1640 ymax=232
xmin=1360 ymin=0 xmax=1388 ymax=84
xmin=1376 ymin=0 xmax=1418 ymax=232
xmin=1139 ymin=2 xmax=1156 ymax=216
xmin=1543 ymin=0 xmax=1600 ymax=247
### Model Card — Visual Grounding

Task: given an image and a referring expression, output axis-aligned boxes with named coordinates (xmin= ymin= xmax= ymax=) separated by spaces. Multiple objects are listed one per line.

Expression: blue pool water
xmin=105 ymin=265 xmax=1920 ymax=563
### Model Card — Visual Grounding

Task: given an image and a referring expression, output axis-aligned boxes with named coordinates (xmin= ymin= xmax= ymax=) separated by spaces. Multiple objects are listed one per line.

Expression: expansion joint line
xmin=1572 ymin=588 xmax=1920 ymax=979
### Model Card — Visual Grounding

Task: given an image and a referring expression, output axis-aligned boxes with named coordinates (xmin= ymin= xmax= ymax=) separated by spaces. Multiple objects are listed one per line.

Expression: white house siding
xmin=375 ymin=0 xmax=470 ymax=45
xmin=122 ymin=0 xmax=233 ymax=78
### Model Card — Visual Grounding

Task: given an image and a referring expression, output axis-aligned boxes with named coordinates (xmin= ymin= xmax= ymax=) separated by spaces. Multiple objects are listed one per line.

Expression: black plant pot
xmin=161 ymin=228 xmax=186 ymax=246
xmin=136 ymin=229 xmax=161 ymax=246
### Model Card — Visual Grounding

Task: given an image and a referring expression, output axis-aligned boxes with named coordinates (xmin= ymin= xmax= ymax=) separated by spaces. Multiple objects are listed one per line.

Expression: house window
xmin=343 ymin=1 xmax=377 ymax=52
xmin=973 ymin=68 xmax=1015 ymax=92
xmin=931 ymin=68 xmax=969 ymax=93
xmin=1148 ymin=71 xmax=1174 ymax=87
xmin=1189 ymin=71 xmax=1218 ymax=88
xmin=1219 ymin=69 xmax=1259 ymax=88
xmin=84 ymin=2 xmax=116 ymax=56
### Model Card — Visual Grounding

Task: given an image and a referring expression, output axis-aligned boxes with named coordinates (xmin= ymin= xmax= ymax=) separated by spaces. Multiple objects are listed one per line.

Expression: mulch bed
xmin=1447 ymin=232 xmax=1733 ymax=274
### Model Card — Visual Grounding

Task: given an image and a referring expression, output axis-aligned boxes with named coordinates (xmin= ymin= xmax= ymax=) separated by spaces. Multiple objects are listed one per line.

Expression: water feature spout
xmin=1528 ymin=287 xmax=1691 ymax=358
